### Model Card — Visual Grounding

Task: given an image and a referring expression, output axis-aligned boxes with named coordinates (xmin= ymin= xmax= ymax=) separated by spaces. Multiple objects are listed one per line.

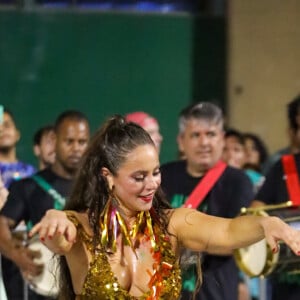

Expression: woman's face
xmin=107 ymin=144 xmax=161 ymax=216
xmin=244 ymin=138 xmax=260 ymax=166
xmin=222 ymin=136 xmax=245 ymax=169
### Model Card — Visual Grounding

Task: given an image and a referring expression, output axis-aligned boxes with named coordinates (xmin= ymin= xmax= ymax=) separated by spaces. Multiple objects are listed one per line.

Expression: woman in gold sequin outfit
xmin=30 ymin=116 xmax=300 ymax=300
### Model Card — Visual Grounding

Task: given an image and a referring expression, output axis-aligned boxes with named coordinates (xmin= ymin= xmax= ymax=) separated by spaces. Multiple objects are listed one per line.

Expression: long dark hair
xmin=59 ymin=115 xmax=171 ymax=299
xmin=243 ymin=132 xmax=269 ymax=172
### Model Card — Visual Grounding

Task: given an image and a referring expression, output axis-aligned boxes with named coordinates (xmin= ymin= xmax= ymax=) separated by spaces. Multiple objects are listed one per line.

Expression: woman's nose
xmin=146 ymin=176 xmax=160 ymax=190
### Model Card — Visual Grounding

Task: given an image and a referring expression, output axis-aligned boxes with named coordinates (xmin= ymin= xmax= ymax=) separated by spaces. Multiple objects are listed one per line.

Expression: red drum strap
xmin=183 ymin=160 xmax=227 ymax=209
xmin=282 ymin=154 xmax=300 ymax=206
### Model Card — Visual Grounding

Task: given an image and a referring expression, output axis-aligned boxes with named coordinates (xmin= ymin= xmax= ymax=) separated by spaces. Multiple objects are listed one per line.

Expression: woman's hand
xmin=29 ymin=209 xmax=77 ymax=254
xmin=261 ymin=216 xmax=300 ymax=255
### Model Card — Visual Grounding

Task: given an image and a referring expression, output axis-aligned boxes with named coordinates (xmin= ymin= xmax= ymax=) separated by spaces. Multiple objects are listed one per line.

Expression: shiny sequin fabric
xmin=66 ymin=213 xmax=181 ymax=300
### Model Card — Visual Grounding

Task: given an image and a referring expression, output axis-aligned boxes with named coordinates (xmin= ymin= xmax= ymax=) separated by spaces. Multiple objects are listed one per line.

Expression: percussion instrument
xmin=27 ymin=236 xmax=60 ymax=297
xmin=12 ymin=227 xmax=59 ymax=297
xmin=234 ymin=201 xmax=300 ymax=277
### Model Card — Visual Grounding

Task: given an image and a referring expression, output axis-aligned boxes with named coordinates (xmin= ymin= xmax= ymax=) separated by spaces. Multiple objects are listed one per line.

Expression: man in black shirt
xmin=0 ymin=110 xmax=90 ymax=300
xmin=263 ymin=95 xmax=300 ymax=174
xmin=253 ymin=153 xmax=300 ymax=300
xmin=161 ymin=102 xmax=254 ymax=300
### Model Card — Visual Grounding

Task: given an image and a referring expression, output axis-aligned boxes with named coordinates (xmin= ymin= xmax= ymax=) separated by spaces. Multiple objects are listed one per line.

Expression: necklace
xmin=100 ymin=199 xmax=157 ymax=253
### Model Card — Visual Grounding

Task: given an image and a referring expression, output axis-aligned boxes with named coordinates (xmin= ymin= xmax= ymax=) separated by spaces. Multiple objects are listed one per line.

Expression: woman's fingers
xmin=264 ymin=218 xmax=300 ymax=255
xmin=29 ymin=210 xmax=66 ymax=238
xmin=29 ymin=222 xmax=41 ymax=238
xmin=37 ymin=223 xmax=51 ymax=242
xmin=56 ymin=222 xmax=67 ymax=236
xmin=65 ymin=224 xmax=76 ymax=243
xmin=46 ymin=223 xmax=58 ymax=239
xmin=30 ymin=220 xmax=75 ymax=244
xmin=28 ymin=210 xmax=77 ymax=253
xmin=284 ymin=229 xmax=300 ymax=255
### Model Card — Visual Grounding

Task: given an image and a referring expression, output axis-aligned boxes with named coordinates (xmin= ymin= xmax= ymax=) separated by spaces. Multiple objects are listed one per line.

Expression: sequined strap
xmin=65 ymin=211 xmax=93 ymax=250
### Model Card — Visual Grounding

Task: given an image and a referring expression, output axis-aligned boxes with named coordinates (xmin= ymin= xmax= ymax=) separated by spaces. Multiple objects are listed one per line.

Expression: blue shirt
xmin=0 ymin=161 xmax=36 ymax=188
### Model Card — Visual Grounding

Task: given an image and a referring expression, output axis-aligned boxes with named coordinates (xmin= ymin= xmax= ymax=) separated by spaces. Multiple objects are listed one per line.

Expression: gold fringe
xmin=99 ymin=200 xmax=157 ymax=253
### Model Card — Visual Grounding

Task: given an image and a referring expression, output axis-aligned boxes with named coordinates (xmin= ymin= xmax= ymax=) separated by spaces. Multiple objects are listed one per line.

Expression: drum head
xmin=235 ymin=204 xmax=300 ymax=277
xmin=235 ymin=238 xmax=280 ymax=277
xmin=237 ymin=238 xmax=267 ymax=276
xmin=27 ymin=238 xmax=59 ymax=297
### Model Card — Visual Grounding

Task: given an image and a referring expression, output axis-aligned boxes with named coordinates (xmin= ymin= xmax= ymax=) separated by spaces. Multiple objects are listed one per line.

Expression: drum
xmin=12 ymin=226 xmax=60 ymax=297
xmin=27 ymin=236 xmax=60 ymax=297
xmin=234 ymin=202 xmax=300 ymax=277
xmin=12 ymin=222 xmax=28 ymax=246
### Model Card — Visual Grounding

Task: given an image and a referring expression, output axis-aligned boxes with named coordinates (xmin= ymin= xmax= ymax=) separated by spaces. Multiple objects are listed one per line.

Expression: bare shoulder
xmin=169 ymin=207 xmax=203 ymax=223
xmin=166 ymin=208 xmax=203 ymax=233
xmin=164 ymin=208 xmax=207 ymax=252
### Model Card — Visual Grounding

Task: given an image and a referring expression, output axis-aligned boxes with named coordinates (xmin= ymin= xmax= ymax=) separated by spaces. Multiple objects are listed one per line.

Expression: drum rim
xmin=234 ymin=209 xmax=279 ymax=277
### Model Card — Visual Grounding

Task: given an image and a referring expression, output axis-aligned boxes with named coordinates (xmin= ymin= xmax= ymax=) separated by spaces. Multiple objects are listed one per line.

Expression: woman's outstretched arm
xmin=170 ymin=207 xmax=300 ymax=255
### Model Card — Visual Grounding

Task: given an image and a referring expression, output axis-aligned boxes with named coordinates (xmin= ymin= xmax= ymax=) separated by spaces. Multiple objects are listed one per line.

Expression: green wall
xmin=192 ymin=17 xmax=226 ymax=110
xmin=0 ymin=10 xmax=225 ymax=166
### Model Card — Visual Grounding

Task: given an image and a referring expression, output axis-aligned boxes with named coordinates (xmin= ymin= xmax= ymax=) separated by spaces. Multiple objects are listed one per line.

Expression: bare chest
xmin=107 ymin=239 xmax=156 ymax=295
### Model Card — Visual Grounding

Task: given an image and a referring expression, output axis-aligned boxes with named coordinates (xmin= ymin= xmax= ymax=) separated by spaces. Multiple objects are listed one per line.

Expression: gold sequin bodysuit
xmin=67 ymin=214 xmax=181 ymax=300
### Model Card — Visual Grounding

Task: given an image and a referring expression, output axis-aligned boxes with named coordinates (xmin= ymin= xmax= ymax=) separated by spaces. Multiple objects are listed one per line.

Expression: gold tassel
xmin=131 ymin=211 xmax=144 ymax=238
xmin=116 ymin=210 xmax=132 ymax=248
xmin=100 ymin=202 xmax=109 ymax=247
xmin=145 ymin=211 xmax=157 ymax=250
xmin=99 ymin=200 xmax=157 ymax=253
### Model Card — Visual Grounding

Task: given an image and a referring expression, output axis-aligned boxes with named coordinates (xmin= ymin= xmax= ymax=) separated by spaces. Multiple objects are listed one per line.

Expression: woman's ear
xmin=101 ymin=167 xmax=114 ymax=190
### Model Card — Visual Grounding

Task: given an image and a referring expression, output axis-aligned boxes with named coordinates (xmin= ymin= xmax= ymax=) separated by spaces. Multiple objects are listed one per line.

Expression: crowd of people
xmin=0 ymin=97 xmax=300 ymax=300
